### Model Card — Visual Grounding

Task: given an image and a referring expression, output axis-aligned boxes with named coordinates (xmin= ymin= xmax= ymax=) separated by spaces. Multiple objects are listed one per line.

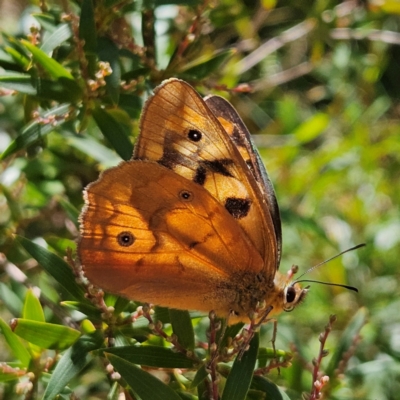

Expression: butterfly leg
xmin=270 ymin=318 xmax=281 ymax=374
xmin=237 ymin=305 xmax=273 ymax=359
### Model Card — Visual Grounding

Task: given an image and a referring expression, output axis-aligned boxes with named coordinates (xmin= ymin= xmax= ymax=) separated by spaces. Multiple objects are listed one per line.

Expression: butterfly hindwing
xmin=79 ymin=161 xmax=265 ymax=316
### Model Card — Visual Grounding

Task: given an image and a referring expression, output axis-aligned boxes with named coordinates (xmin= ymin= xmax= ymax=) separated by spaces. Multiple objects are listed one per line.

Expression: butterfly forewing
xmin=204 ymin=95 xmax=282 ymax=266
xmin=134 ymin=79 xmax=279 ymax=279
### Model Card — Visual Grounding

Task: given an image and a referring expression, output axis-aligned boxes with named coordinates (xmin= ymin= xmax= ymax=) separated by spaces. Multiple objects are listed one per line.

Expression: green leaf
xmin=106 ymin=353 xmax=182 ymax=400
xmin=113 ymin=296 xmax=131 ymax=315
xmin=0 ymin=282 xmax=23 ymax=316
xmin=107 ymin=381 xmax=120 ymax=400
xmin=103 ymin=345 xmax=197 ymax=369
xmin=0 ymin=103 xmax=71 ymax=160
xmin=98 ymin=37 xmax=121 ymax=104
xmin=32 ymin=13 xmax=57 ymax=31
xmin=257 ymin=347 xmax=291 ymax=368
xmin=11 ymin=318 xmax=80 ymax=350
xmin=67 ymin=134 xmax=122 ymax=167
xmin=251 ymin=375 xmax=291 ymax=400
xmin=40 ymin=23 xmax=73 ymax=54
xmin=221 ymin=333 xmax=259 ymax=400
xmin=43 ymin=331 xmax=104 ymax=400
xmin=45 ymin=236 xmax=76 ymax=254
xmin=190 ymin=364 xmax=208 ymax=388
xmin=34 ymin=77 xmax=82 ymax=103
xmin=79 ymin=0 xmax=97 ymax=53
xmin=220 ymin=322 xmax=243 ymax=349
xmin=0 ymin=318 xmax=31 ymax=368
xmin=79 ymin=0 xmax=97 ymax=77
xmin=22 ymin=289 xmax=45 ymax=322
xmin=154 ymin=306 xmax=171 ymax=324
xmin=15 ymin=236 xmax=86 ymax=302
xmin=119 ymin=93 xmax=143 ymax=119
xmin=0 ymin=72 xmax=36 ymax=94
xmin=176 ymin=391 xmax=198 ymax=400
xmin=60 ymin=301 xmax=102 ymax=321
xmin=169 ymin=309 xmax=195 ymax=350
xmin=92 ymin=106 xmax=133 ymax=160
xmin=20 ymin=39 xmax=74 ymax=80
xmin=2 ymin=36 xmax=31 ymax=68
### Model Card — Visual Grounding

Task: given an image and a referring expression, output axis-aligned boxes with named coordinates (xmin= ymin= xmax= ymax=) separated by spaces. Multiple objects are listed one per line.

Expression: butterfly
xmin=78 ymin=79 xmax=308 ymax=323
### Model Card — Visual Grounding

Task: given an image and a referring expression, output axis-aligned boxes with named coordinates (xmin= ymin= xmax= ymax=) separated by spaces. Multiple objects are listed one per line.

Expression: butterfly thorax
xmin=225 ymin=270 xmax=307 ymax=324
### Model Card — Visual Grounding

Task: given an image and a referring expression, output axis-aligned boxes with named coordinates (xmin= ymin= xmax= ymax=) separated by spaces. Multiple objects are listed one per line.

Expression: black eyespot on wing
xmin=224 ymin=197 xmax=251 ymax=219
xmin=117 ymin=231 xmax=135 ymax=247
xmin=286 ymin=286 xmax=296 ymax=303
xmin=193 ymin=165 xmax=207 ymax=185
xmin=188 ymin=129 xmax=202 ymax=142
xmin=180 ymin=190 xmax=193 ymax=201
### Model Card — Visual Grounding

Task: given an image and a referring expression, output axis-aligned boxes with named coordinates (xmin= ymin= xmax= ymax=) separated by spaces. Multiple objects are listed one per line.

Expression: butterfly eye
xmin=117 ymin=231 xmax=135 ymax=247
xmin=179 ymin=190 xmax=193 ymax=201
xmin=187 ymin=129 xmax=202 ymax=142
xmin=285 ymin=286 xmax=296 ymax=304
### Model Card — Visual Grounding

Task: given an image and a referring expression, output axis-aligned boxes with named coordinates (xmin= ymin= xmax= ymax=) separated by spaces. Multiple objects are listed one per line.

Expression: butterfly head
xmin=274 ymin=244 xmax=365 ymax=316
xmin=282 ymin=281 xmax=309 ymax=312
xmin=269 ymin=268 xmax=309 ymax=315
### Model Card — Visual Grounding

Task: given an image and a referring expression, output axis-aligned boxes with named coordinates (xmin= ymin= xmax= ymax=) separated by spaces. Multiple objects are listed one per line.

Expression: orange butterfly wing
xmin=204 ymin=94 xmax=282 ymax=265
xmin=79 ymin=161 xmax=266 ymax=317
xmin=134 ymin=79 xmax=279 ymax=284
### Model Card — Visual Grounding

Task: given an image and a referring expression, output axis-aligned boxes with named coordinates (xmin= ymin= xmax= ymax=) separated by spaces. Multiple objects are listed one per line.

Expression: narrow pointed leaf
xmin=15 ymin=236 xmax=86 ymax=302
xmin=61 ymin=301 xmax=102 ymax=320
xmin=251 ymin=375 xmax=291 ymax=400
xmin=106 ymin=353 xmax=182 ymax=400
xmin=23 ymin=289 xmax=45 ymax=322
xmin=43 ymin=331 xmax=104 ymax=400
xmin=0 ymin=72 xmax=36 ymax=94
xmin=20 ymin=39 xmax=74 ymax=80
xmin=92 ymin=106 xmax=133 ymax=160
xmin=0 ymin=318 xmax=31 ymax=368
xmin=98 ymin=37 xmax=121 ymax=104
xmin=103 ymin=345 xmax=196 ymax=368
xmin=169 ymin=309 xmax=195 ymax=350
xmin=0 ymin=282 xmax=23 ymax=316
xmin=34 ymin=77 xmax=82 ymax=102
xmin=258 ymin=346 xmax=291 ymax=368
xmin=190 ymin=364 xmax=208 ymax=388
xmin=1 ymin=103 xmax=70 ymax=160
xmin=108 ymin=381 xmax=120 ymax=400
xmin=221 ymin=333 xmax=259 ymax=400
xmin=40 ymin=23 xmax=72 ymax=54
xmin=79 ymin=0 xmax=97 ymax=77
xmin=79 ymin=0 xmax=97 ymax=52
xmin=11 ymin=318 xmax=80 ymax=349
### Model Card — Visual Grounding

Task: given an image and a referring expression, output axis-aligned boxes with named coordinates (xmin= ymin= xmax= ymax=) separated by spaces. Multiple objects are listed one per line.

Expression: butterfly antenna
xmin=292 ymin=243 xmax=365 ymax=291
xmin=293 ymin=280 xmax=358 ymax=292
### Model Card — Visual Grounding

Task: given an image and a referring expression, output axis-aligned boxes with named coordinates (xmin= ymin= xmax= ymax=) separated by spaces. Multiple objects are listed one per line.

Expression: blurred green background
xmin=0 ymin=0 xmax=399 ymax=399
